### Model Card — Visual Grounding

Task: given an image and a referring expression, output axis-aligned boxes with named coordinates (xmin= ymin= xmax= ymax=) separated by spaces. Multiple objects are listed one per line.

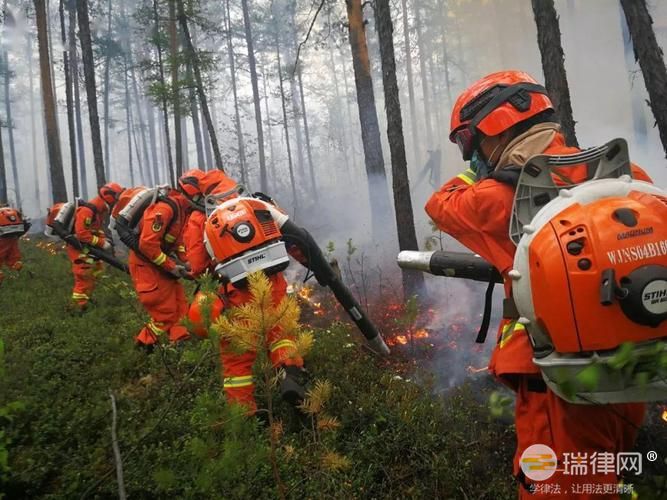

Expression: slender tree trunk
xmin=276 ymin=32 xmax=297 ymax=209
xmin=77 ymin=0 xmax=107 ymax=186
xmin=69 ymin=0 xmax=87 ymax=198
xmin=3 ymin=56 xmax=19 ymax=208
xmin=225 ymin=0 xmax=247 ymax=182
xmin=296 ymin=65 xmax=317 ymax=196
xmin=152 ymin=0 xmax=175 ymax=186
xmin=188 ymin=64 xmax=205 ymax=169
xmin=59 ymin=0 xmax=78 ymax=197
xmin=326 ymin=8 xmax=351 ymax=179
xmin=619 ymin=0 xmax=667 ymax=157
xmin=375 ymin=0 xmax=424 ymax=298
xmin=130 ymin=55 xmax=153 ymax=186
xmin=531 ymin=0 xmax=578 ymax=147
xmin=260 ymin=59 xmax=276 ymax=183
xmin=102 ymin=0 xmax=112 ymax=176
xmin=618 ymin=3 xmax=648 ymax=147
xmin=201 ymin=106 xmax=213 ymax=170
xmin=168 ymin=0 xmax=183 ymax=177
xmin=439 ymin=0 xmax=453 ymax=108
xmin=27 ymin=33 xmax=42 ymax=210
xmin=124 ymin=56 xmax=135 ymax=187
xmin=146 ymin=102 xmax=160 ymax=182
xmin=241 ymin=0 xmax=267 ymax=191
xmin=413 ymin=1 xmax=433 ymax=149
xmin=36 ymin=0 xmax=67 ymax=201
xmin=400 ymin=0 xmax=420 ymax=167
xmin=345 ymin=0 xmax=392 ymax=235
xmin=0 ymin=87 xmax=6 ymax=203
xmin=177 ymin=1 xmax=224 ymax=171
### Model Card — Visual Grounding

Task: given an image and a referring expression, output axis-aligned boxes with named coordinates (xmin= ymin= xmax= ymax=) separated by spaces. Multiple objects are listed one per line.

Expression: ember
xmin=662 ymin=407 xmax=667 ymax=423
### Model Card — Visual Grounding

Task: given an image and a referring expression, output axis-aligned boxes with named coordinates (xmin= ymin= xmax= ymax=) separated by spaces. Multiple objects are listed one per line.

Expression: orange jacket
xmin=425 ymin=132 xmax=652 ymax=381
xmin=130 ymin=190 xmax=191 ymax=272
xmin=73 ymin=196 xmax=109 ymax=248
xmin=183 ymin=210 xmax=212 ymax=276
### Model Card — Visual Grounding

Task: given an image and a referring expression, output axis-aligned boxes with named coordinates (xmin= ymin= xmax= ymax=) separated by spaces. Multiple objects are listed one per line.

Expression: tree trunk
xmin=177 ymin=0 xmax=224 ymax=171
xmin=326 ymin=8 xmax=351 ymax=179
xmin=60 ymin=0 xmax=78 ymax=198
xmin=276 ymin=32 xmax=297 ymax=209
xmin=69 ymin=0 xmax=87 ymax=198
xmin=241 ymin=0 xmax=267 ymax=191
xmin=0 ymin=86 xmax=6 ymax=203
xmin=345 ymin=0 xmax=392 ymax=236
xmin=129 ymin=50 xmax=153 ymax=186
xmin=27 ymin=32 xmax=42 ymax=210
xmin=152 ymin=0 xmax=175 ymax=186
xmin=531 ymin=0 xmax=578 ymax=147
xmin=124 ymin=55 xmax=135 ymax=187
xmin=413 ymin=1 xmax=433 ymax=150
xmin=400 ymin=0 xmax=420 ymax=167
xmin=296 ymin=64 xmax=317 ymax=196
xmin=188 ymin=63 xmax=205 ymax=170
xmin=225 ymin=0 xmax=247 ymax=182
xmin=260 ymin=58 xmax=276 ymax=183
xmin=77 ymin=0 xmax=107 ymax=187
xmin=619 ymin=0 xmax=667 ymax=157
xmin=3 ymin=55 xmax=19 ymax=208
xmin=102 ymin=0 xmax=112 ymax=177
xmin=375 ymin=0 xmax=424 ymax=298
xmin=168 ymin=0 xmax=183 ymax=177
xmin=146 ymin=101 xmax=160 ymax=182
xmin=618 ymin=2 xmax=649 ymax=147
xmin=36 ymin=0 xmax=68 ymax=202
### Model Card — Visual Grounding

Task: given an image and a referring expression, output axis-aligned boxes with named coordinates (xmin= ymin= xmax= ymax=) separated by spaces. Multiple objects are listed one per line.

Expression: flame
xmin=661 ymin=407 xmax=667 ymax=423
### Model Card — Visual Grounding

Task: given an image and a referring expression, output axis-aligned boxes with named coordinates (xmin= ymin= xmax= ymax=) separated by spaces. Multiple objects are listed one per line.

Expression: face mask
xmin=470 ymin=150 xmax=490 ymax=180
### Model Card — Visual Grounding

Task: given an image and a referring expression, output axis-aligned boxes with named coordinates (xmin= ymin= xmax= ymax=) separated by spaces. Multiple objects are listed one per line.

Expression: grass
xmin=0 ymin=240 xmax=665 ymax=499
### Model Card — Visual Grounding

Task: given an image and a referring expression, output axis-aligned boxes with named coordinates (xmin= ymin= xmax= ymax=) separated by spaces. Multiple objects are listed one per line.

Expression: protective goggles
xmin=453 ymin=127 xmax=478 ymax=161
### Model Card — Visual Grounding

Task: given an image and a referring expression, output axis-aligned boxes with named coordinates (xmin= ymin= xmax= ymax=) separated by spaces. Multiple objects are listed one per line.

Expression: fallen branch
xmin=109 ymin=390 xmax=127 ymax=500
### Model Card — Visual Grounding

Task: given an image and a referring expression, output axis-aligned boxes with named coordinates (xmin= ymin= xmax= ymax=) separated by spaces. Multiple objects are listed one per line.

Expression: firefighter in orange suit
xmin=0 ymin=205 xmax=29 ymax=283
xmin=425 ymin=71 xmax=651 ymax=499
xmin=183 ymin=170 xmax=305 ymax=413
xmin=129 ymin=173 xmax=197 ymax=346
xmin=68 ymin=183 xmax=124 ymax=309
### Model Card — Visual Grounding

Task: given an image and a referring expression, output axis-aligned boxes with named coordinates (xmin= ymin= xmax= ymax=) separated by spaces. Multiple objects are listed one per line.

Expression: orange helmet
xmin=178 ymin=169 xmax=208 ymax=204
xmin=449 ymin=70 xmax=553 ymax=160
xmin=202 ymin=170 xmax=239 ymax=198
xmin=187 ymin=291 xmax=224 ymax=338
xmin=99 ymin=182 xmax=125 ymax=206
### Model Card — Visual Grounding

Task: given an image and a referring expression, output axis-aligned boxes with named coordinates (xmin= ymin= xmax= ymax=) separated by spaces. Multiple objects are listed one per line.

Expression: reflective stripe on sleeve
xmin=152 ymin=252 xmax=168 ymax=266
xmin=223 ymin=375 xmax=254 ymax=388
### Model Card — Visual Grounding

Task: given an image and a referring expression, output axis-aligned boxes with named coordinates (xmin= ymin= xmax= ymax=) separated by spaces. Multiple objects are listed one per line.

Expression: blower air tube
xmin=281 ymin=220 xmax=390 ymax=356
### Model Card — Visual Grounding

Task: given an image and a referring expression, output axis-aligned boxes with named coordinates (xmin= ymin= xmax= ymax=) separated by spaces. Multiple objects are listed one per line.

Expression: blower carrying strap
xmin=476 ymin=279 xmax=496 ymax=343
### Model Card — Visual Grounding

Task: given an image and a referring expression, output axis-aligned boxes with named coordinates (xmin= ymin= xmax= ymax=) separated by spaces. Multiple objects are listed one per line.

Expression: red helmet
xmin=178 ymin=169 xmax=208 ymax=201
xmin=449 ymin=71 xmax=554 ymax=160
xmin=98 ymin=182 xmax=125 ymax=206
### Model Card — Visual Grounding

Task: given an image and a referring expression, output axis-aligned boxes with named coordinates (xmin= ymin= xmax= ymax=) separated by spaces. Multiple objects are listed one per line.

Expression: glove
xmin=101 ymin=241 xmax=112 ymax=252
xmin=169 ymin=264 xmax=190 ymax=279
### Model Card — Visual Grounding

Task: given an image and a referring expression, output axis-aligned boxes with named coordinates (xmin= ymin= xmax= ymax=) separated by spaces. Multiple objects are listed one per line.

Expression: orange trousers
xmin=219 ymin=274 xmax=303 ymax=412
xmin=514 ymin=377 xmax=646 ymax=499
xmin=0 ymin=238 xmax=21 ymax=283
xmin=67 ymin=246 xmax=103 ymax=306
xmin=129 ymin=257 xmax=189 ymax=345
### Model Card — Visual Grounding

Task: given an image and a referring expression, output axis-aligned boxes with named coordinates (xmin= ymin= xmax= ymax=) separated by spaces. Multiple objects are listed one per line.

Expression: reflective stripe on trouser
xmin=269 ymin=338 xmax=300 ymax=366
xmin=499 ymin=321 xmax=526 ymax=349
xmin=69 ymin=247 xmax=103 ymax=305
xmin=129 ymin=258 xmax=189 ymax=345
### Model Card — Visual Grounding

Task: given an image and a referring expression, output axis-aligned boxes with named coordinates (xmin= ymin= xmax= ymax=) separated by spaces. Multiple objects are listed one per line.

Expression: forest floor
xmin=0 ymin=240 xmax=666 ymax=499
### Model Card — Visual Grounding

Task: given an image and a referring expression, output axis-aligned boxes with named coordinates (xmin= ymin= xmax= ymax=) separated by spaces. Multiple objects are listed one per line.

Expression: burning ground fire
xmin=662 ymin=406 xmax=667 ymax=423
xmin=292 ymin=284 xmax=492 ymax=382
